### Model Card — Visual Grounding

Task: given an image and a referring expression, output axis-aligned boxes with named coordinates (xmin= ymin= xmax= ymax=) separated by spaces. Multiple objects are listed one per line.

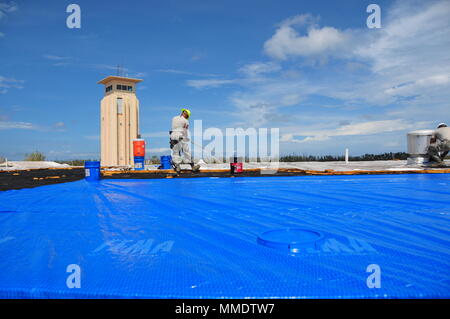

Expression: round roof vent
xmin=257 ymin=228 xmax=324 ymax=253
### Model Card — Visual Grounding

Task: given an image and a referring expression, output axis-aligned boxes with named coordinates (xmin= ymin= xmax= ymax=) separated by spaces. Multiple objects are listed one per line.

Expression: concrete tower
xmin=98 ymin=76 xmax=143 ymax=166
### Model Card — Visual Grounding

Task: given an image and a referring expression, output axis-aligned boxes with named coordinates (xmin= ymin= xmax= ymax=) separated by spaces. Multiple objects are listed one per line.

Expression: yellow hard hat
xmin=181 ymin=108 xmax=191 ymax=118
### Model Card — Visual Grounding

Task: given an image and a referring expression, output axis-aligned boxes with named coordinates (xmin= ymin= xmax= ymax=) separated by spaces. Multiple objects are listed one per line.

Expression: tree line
xmin=0 ymin=151 xmax=418 ymax=165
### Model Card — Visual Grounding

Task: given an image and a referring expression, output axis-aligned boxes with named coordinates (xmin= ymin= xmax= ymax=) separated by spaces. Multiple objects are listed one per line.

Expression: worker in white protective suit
xmin=170 ymin=108 xmax=200 ymax=174
xmin=428 ymin=123 xmax=450 ymax=165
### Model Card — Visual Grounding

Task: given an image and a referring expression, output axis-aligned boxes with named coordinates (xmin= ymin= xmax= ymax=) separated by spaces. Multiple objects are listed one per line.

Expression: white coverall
xmin=428 ymin=127 xmax=450 ymax=163
xmin=170 ymin=115 xmax=192 ymax=166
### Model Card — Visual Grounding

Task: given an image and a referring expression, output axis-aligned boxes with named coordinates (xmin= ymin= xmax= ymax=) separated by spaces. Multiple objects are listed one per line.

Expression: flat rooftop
xmin=2 ymin=160 xmax=449 ymax=191
xmin=0 ymin=174 xmax=449 ymax=298
xmin=196 ymin=160 xmax=445 ymax=172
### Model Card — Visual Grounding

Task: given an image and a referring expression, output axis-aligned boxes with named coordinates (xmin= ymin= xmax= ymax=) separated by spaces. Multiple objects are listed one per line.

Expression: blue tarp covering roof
xmin=0 ymin=174 xmax=449 ymax=298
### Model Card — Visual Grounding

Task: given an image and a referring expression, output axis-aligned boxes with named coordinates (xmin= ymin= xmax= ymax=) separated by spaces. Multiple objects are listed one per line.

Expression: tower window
xmin=115 ymin=84 xmax=132 ymax=91
xmin=117 ymin=98 xmax=123 ymax=114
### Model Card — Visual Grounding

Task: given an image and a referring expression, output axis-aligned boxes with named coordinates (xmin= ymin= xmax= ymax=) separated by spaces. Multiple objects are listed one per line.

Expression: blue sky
xmin=0 ymin=0 xmax=449 ymax=160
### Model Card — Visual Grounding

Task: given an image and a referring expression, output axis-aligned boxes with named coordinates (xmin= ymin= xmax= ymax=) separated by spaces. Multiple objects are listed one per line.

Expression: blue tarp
xmin=0 ymin=174 xmax=449 ymax=298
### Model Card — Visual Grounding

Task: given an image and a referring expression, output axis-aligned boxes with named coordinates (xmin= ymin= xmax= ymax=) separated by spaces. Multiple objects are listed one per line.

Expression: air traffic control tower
xmin=98 ymin=76 xmax=143 ymax=166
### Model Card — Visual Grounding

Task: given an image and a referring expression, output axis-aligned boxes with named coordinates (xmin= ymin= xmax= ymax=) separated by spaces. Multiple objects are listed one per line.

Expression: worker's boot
xmin=191 ymin=164 xmax=200 ymax=173
xmin=429 ymin=155 xmax=443 ymax=164
xmin=173 ymin=164 xmax=181 ymax=174
xmin=430 ymin=162 xmax=445 ymax=168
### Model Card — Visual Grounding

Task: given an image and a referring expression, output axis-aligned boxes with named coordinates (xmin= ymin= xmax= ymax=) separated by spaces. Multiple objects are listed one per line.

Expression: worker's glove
xmin=170 ymin=139 xmax=179 ymax=149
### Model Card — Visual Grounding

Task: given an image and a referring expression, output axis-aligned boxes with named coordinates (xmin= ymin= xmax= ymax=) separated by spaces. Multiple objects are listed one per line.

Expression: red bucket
xmin=230 ymin=162 xmax=243 ymax=174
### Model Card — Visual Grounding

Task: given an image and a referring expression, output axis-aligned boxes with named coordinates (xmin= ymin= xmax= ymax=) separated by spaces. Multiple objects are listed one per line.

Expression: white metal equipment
xmin=406 ymin=130 xmax=434 ymax=165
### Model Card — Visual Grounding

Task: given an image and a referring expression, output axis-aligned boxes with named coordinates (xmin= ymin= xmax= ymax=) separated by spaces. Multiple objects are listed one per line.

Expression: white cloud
xmin=147 ymin=147 xmax=171 ymax=153
xmin=132 ymin=72 xmax=147 ymax=78
xmin=356 ymin=0 xmax=450 ymax=74
xmin=384 ymin=74 xmax=450 ymax=96
xmin=0 ymin=75 xmax=24 ymax=93
xmin=227 ymin=76 xmax=315 ymax=126
xmin=248 ymin=0 xmax=450 ymax=138
xmin=0 ymin=1 xmax=17 ymax=37
xmin=264 ymin=14 xmax=353 ymax=60
xmin=238 ymin=62 xmax=281 ymax=77
xmin=43 ymin=54 xmax=72 ymax=61
xmin=158 ymin=69 xmax=193 ymax=75
xmin=277 ymin=14 xmax=317 ymax=28
xmin=280 ymin=93 xmax=302 ymax=106
xmin=281 ymin=119 xmax=431 ymax=144
xmin=43 ymin=55 xmax=73 ymax=67
xmin=53 ymin=122 xmax=66 ymax=131
xmin=0 ymin=1 xmax=17 ymax=20
xmin=281 ymin=133 xmax=330 ymax=143
xmin=332 ymin=120 xmax=417 ymax=136
xmin=345 ymin=0 xmax=450 ymax=105
xmin=186 ymin=62 xmax=280 ymax=90
xmin=0 ymin=120 xmax=35 ymax=130
xmin=186 ymin=79 xmax=237 ymax=89
xmin=259 ymin=0 xmax=450 ymax=107
xmin=157 ymin=69 xmax=217 ymax=77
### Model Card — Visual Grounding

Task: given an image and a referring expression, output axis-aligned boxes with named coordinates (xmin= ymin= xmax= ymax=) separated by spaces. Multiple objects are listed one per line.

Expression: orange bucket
xmin=133 ymin=139 xmax=146 ymax=157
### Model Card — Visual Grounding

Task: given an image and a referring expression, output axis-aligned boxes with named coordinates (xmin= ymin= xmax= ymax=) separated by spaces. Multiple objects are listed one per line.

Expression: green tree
xmin=24 ymin=151 xmax=46 ymax=161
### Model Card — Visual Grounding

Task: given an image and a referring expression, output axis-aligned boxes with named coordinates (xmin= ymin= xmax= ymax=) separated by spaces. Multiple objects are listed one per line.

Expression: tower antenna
xmin=116 ymin=64 xmax=126 ymax=77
